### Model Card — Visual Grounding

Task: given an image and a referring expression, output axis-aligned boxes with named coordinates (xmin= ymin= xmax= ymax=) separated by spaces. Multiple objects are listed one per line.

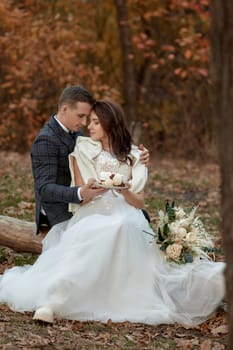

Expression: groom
xmin=31 ymin=85 xmax=150 ymax=235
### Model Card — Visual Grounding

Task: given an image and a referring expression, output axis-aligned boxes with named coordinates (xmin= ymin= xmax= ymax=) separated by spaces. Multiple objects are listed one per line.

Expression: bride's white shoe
xmin=33 ymin=306 xmax=54 ymax=323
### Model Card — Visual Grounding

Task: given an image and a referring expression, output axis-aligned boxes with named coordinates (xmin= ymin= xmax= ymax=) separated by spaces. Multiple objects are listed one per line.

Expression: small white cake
xmin=99 ymin=172 xmax=124 ymax=187
xmin=112 ymin=173 xmax=124 ymax=186
xmin=104 ymin=178 xmax=114 ymax=187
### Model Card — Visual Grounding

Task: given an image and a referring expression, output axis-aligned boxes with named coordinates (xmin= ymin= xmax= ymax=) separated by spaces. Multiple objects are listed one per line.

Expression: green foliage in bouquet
xmin=145 ymin=201 xmax=220 ymax=265
xmin=166 ymin=201 xmax=176 ymax=223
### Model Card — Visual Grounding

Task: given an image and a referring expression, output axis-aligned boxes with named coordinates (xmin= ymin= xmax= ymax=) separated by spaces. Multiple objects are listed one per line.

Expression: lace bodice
xmin=94 ymin=151 xmax=132 ymax=183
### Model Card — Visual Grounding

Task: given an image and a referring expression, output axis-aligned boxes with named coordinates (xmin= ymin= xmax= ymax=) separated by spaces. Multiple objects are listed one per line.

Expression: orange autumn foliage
xmin=0 ymin=0 xmax=211 ymax=158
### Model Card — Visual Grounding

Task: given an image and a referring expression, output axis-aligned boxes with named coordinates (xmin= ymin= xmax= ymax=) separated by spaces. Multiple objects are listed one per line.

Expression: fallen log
xmin=0 ymin=216 xmax=42 ymax=254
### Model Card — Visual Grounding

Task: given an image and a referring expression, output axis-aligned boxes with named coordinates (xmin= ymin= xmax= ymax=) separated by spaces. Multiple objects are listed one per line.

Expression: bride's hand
xmin=139 ymin=144 xmax=150 ymax=166
xmin=80 ymin=178 xmax=107 ymax=203
xmin=116 ymin=182 xmax=131 ymax=196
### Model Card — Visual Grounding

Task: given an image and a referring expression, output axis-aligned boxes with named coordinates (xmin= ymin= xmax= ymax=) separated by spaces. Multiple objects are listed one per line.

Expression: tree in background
xmin=0 ymin=0 xmax=115 ymax=151
xmin=114 ymin=0 xmax=139 ymax=141
xmin=0 ymin=0 xmax=212 ymax=158
xmin=211 ymin=0 xmax=233 ymax=347
xmin=120 ymin=0 xmax=212 ymax=156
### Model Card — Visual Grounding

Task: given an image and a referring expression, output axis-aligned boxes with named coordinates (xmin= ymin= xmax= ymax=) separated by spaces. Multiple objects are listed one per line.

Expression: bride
xmin=0 ymin=100 xmax=225 ymax=326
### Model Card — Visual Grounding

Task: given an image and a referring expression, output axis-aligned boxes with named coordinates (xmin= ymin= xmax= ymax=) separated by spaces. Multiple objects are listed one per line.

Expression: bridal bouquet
xmin=146 ymin=201 xmax=218 ymax=264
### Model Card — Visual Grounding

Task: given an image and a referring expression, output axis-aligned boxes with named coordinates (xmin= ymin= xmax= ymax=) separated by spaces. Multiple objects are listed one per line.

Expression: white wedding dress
xmin=0 ymin=137 xmax=225 ymax=326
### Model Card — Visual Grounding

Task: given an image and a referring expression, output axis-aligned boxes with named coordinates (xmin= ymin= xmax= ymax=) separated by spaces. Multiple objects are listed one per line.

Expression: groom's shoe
xmin=33 ymin=306 xmax=54 ymax=324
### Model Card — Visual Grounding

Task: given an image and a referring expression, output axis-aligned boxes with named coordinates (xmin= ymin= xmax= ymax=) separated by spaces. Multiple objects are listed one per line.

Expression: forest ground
xmin=0 ymin=151 xmax=228 ymax=349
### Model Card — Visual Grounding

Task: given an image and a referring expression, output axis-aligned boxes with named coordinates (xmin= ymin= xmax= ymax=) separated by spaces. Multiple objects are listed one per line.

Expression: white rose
xmin=172 ymin=227 xmax=187 ymax=243
xmin=166 ymin=243 xmax=182 ymax=260
xmin=178 ymin=227 xmax=187 ymax=237
xmin=169 ymin=222 xmax=180 ymax=233
xmin=169 ymin=222 xmax=185 ymax=235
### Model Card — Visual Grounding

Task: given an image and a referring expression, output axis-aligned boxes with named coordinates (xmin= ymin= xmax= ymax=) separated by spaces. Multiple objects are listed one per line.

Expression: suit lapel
xmin=48 ymin=116 xmax=75 ymax=152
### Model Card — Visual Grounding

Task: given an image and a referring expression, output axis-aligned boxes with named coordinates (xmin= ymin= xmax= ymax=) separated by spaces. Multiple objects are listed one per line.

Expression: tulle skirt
xmin=0 ymin=192 xmax=225 ymax=325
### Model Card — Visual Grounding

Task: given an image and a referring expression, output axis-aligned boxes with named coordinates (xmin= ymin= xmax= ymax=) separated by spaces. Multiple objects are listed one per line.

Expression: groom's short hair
xmin=58 ymin=85 xmax=95 ymax=109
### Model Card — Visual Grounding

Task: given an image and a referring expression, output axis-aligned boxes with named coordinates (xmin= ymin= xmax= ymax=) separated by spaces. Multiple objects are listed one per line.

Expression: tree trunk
xmin=113 ymin=0 xmax=139 ymax=140
xmin=0 ymin=216 xmax=42 ymax=254
xmin=211 ymin=1 xmax=233 ymax=347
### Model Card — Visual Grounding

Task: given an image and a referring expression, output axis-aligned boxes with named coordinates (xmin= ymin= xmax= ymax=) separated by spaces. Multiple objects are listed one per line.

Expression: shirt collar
xmin=54 ymin=115 xmax=69 ymax=133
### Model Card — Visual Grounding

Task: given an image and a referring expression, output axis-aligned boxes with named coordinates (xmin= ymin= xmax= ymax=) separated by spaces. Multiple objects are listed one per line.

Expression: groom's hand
xmin=80 ymin=178 xmax=106 ymax=203
xmin=139 ymin=144 xmax=150 ymax=166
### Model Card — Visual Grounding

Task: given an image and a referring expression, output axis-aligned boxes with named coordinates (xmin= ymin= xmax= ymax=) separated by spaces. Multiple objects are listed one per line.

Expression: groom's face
xmin=61 ymin=101 xmax=92 ymax=132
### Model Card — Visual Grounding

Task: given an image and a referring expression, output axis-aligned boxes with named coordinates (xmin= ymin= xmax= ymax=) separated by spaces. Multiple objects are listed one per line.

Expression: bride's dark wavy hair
xmin=92 ymin=100 xmax=132 ymax=163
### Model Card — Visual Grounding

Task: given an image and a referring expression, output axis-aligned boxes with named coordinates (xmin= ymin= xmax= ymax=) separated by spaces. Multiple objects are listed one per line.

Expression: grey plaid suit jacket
xmin=31 ymin=115 xmax=83 ymax=234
